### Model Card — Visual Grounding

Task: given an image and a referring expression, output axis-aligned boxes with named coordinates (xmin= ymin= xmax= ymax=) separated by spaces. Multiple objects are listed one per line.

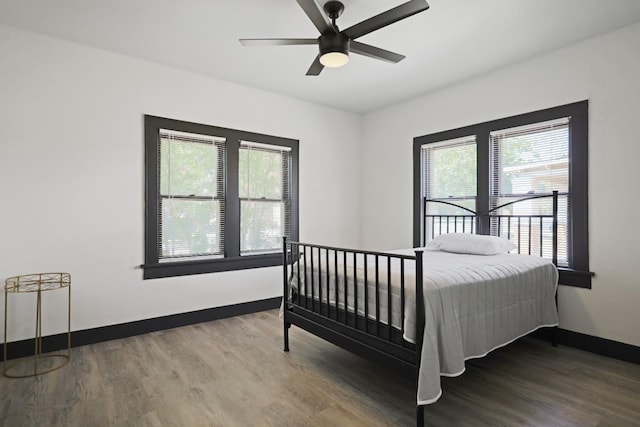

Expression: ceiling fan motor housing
xmin=319 ymin=32 xmax=350 ymax=58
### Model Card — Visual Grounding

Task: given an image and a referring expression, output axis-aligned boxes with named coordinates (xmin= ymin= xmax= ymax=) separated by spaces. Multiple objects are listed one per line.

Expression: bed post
xmin=414 ymin=249 xmax=425 ymax=427
xmin=551 ymin=191 xmax=559 ymax=347
xmin=552 ymin=191 xmax=558 ymax=267
xmin=283 ymin=236 xmax=290 ymax=352
xmin=422 ymin=197 xmax=427 ymax=246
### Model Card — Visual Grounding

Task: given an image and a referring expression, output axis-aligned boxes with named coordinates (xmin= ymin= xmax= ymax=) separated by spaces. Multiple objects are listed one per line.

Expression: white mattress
xmin=288 ymin=248 xmax=559 ymax=405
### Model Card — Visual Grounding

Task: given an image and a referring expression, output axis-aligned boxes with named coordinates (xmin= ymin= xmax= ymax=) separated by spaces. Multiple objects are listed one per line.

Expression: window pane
xmin=160 ymin=137 xmax=219 ymax=197
xmin=240 ymin=200 xmax=283 ymax=254
xmin=490 ymin=118 xmax=570 ymax=266
xmin=239 ymin=147 xmax=283 ymax=199
xmin=421 ymin=137 xmax=477 ymax=240
xmin=492 ymin=121 xmax=568 ymax=195
xmin=239 ymin=141 xmax=291 ymax=256
xmin=160 ymin=198 xmax=223 ymax=259
xmin=427 ymin=141 xmax=477 ymax=199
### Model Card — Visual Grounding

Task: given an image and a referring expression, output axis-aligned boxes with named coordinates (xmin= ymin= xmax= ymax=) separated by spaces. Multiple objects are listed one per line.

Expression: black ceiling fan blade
xmin=239 ymin=38 xmax=318 ymax=46
xmin=296 ymin=0 xmax=337 ymax=34
xmin=306 ymin=55 xmax=324 ymax=76
xmin=350 ymin=41 xmax=405 ymax=63
xmin=343 ymin=0 xmax=429 ymax=40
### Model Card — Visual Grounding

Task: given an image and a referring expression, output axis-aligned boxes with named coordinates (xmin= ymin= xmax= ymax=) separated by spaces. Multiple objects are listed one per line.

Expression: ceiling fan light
xmin=320 ymin=51 xmax=349 ymax=68
xmin=318 ymin=33 xmax=350 ymax=69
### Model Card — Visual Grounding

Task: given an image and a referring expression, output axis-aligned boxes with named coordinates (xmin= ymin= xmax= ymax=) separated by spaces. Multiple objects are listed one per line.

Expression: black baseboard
xmin=2 ymin=297 xmax=280 ymax=361
xmin=5 ymin=300 xmax=637 ymax=367
xmin=533 ymin=327 xmax=639 ymax=365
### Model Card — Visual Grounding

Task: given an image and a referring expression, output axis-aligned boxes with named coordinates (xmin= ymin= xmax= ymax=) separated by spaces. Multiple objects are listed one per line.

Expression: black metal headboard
xmin=423 ymin=191 xmax=559 ymax=265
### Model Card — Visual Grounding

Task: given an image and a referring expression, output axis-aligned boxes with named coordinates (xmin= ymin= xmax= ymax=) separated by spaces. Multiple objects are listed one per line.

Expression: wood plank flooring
xmin=1 ymin=310 xmax=639 ymax=426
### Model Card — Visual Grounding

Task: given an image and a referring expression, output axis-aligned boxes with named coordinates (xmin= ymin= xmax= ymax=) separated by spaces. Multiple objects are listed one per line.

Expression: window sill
xmin=142 ymin=253 xmax=283 ymax=279
xmin=558 ymin=267 xmax=594 ymax=289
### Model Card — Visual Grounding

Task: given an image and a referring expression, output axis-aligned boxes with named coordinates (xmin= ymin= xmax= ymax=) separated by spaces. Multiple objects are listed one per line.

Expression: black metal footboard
xmin=282 ymin=238 xmax=426 ymax=425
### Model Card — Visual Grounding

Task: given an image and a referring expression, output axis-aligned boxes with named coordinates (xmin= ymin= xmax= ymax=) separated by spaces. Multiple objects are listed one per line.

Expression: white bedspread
xmin=409 ymin=250 xmax=558 ymax=404
xmin=288 ymin=249 xmax=559 ymax=405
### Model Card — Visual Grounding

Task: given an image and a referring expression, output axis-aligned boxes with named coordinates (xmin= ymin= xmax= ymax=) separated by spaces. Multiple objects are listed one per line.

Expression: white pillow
xmin=425 ymin=233 xmax=516 ymax=255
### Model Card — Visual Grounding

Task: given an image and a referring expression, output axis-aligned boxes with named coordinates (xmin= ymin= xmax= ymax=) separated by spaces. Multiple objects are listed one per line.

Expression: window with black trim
xmin=413 ymin=101 xmax=593 ymax=288
xmin=144 ymin=115 xmax=299 ymax=279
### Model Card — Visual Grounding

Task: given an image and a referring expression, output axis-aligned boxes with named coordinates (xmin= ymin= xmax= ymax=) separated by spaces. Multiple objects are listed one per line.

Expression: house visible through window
xmin=144 ymin=115 xmax=299 ymax=279
xmin=489 ymin=118 xmax=570 ymax=265
xmin=413 ymin=101 xmax=592 ymax=288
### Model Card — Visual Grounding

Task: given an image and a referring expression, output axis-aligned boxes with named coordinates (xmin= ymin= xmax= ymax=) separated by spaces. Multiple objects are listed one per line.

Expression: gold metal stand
xmin=3 ymin=273 xmax=71 ymax=378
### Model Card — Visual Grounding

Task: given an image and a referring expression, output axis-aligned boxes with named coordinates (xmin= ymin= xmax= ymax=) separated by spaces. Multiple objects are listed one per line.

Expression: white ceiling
xmin=3 ymin=0 xmax=640 ymax=114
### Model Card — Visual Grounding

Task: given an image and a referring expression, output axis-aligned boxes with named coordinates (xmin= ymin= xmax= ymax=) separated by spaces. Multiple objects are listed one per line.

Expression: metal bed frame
xmin=282 ymin=191 xmax=559 ymax=427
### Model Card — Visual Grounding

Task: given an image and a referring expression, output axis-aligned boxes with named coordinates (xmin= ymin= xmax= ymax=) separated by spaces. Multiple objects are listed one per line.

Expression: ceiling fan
xmin=239 ymin=0 xmax=430 ymax=76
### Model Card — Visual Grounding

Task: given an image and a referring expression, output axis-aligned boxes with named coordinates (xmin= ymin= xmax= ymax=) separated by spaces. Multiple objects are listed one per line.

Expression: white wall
xmin=360 ymin=22 xmax=640 ymax=347
xmin=0 ymin=25 xmax=362 ymax=340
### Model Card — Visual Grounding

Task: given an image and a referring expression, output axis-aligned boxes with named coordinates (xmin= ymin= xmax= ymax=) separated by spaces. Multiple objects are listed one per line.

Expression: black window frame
xmin=143 ymin=115 xmax=299 ymax=279
xmin=413 ymin=101 xmax=593 ymax=288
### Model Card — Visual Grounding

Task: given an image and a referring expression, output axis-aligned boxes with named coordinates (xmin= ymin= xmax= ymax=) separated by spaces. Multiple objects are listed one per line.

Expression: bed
xmin=281 ymin=192 xmax=560 ymax=427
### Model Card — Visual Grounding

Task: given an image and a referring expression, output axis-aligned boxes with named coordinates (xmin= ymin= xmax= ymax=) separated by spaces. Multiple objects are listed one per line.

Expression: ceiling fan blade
xmin=239 ymin=38 xmax=318 ymax=46
xmin=306 ymin=55 xmax=324 ymax=76
xmin=350 ymin=41 xmax=405 ymax=63
xmin=296 ymin=0 xmax=337 ymax=34
xmin=343 ymin=0 xmax=429 ymax=40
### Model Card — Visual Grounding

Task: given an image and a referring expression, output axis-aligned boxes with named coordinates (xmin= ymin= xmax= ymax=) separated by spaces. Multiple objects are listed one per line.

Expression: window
xmin=420 ymin=135 xmax=477 ymax=237
xmin=144 ymin=116 xmax=299 ymax=279
xmin=159 ymin=130 xmax=225 ymax=261
xmin=239 ymin=141 xmax=292 ymax=255
xmin=490 ymin=118 xmax=570 ymax=264
xmin=413 ymin=101 xmax=592 ymax=288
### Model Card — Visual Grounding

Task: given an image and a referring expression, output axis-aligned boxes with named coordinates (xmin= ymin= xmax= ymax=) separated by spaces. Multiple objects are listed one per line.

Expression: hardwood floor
xmin=1 ymin=310 xmax=639 ymax=426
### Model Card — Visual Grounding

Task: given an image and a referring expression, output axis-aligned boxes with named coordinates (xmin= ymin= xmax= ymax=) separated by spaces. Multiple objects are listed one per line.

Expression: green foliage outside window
xmin=239 ymin=146 xmax=287 ymax=254
xmin=160 ymin=137 xmax=222 ymax=259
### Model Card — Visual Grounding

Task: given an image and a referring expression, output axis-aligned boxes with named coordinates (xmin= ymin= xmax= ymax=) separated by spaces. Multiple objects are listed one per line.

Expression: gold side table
xmin=3 ymin=272 xmax=71 ymax=378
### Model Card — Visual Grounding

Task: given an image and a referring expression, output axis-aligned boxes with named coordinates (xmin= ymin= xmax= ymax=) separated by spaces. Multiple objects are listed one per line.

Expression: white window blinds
xmin=421 ymin=136 xmax=477 ymax=239
xmin=239 ymin=141 xmax=292 ymax=255
xmin=158 ymin=129 xmax=225 ymax=261
xmin=421 ymin=135 xmax=477 ymax=214
xmin=489 ymin=117 xmax=570 ymax=265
